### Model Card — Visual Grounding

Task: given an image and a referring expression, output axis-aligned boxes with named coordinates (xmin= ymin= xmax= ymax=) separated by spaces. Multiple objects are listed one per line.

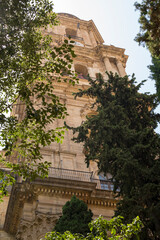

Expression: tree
xmin=54 ymin=196 xmax=93 ymax=235
xmin=135 ymin=0 xmax=160 ymax=100
xmin=135 ymin=0 xmax=160 ymax=58
xmin=68 ymin=73 xmax=160 ymax=239
xmin=44 ymin=215 xmax=143 ymax=240
xmin=0 ymin=0 xmax=77 ymax=201
xmin=148 ymin=58 xmax=160 ymax=99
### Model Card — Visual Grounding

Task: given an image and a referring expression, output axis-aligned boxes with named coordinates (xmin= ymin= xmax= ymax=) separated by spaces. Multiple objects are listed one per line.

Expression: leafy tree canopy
xmin=44 ymin=215 xmax=142 ymax=240
xmin=0 ymin=0 xmax=77 ymax=201
xmin=69 ymin=73 xmax=160 ymax=239
xmin=135 ymin=0 xmax=160 ymax=58
xmin=54 ymin=196 xmax=93 ymax=235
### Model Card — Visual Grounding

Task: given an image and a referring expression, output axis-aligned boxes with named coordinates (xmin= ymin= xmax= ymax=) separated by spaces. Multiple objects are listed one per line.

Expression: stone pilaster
xmin=116 ymin=60 xmax=126 ymax=77
xmin=103 ymin=57 xmax=113 ymax=73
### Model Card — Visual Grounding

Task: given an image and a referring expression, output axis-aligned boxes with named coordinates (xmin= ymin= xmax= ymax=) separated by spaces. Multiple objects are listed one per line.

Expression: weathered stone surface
xmin=0 ymin=196 xmax=10 ymax=229
xmin=2 ymin=13 xmax=128 ymax=240
xmin=0 ymin=230 xmax=15 ymax=240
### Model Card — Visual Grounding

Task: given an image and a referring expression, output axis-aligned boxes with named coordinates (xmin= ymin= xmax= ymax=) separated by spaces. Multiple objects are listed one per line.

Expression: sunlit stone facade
xmin=1 ymin=13 xmax=128 ymax=240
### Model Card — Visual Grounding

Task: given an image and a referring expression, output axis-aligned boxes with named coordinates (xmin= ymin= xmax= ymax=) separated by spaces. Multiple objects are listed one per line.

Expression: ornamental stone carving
xmin=16 ymin=212 xmax=60 ymax=240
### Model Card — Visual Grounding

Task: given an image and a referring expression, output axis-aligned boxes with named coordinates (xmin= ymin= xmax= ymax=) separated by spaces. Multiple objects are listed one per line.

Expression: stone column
xmin=103 ymin=57 xmax=113 ymax=73
xmin=116 ymin=60 xmax=126 ymax=77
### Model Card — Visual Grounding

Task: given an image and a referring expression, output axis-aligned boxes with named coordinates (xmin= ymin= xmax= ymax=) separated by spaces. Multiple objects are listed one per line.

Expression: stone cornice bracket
xmin=85 ymin=198 xmax=117 ymax=208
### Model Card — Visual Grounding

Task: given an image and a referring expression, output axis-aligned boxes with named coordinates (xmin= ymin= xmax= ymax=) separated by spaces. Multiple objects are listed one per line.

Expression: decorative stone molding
xmin=96 ymin=45 xmax=128 ymax=67
xmin=16 ymin=212 xmax=60 ymax=240
xmin=4 ymin=177 xmax=117 ymax=237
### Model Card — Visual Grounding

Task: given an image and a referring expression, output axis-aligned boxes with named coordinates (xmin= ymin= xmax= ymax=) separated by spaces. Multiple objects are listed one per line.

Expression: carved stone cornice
xmin=99 ymin=45 xmax=128 ymax=68
xmin=4 ymin=177 xmax=117 ymax=237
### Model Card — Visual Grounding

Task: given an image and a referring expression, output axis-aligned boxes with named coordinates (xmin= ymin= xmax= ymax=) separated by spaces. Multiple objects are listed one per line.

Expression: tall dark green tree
xmin=54 ymin=196 xmax=93 ymax=235
xmin=70 ymin=73 xmax=160 ymax=239
xmin=0 ymin=0 xmax=76 ymax=201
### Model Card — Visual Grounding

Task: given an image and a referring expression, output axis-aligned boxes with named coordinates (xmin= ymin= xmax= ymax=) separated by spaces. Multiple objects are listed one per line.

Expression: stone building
xmin=1 ymin=13 xmax=128 ymax=240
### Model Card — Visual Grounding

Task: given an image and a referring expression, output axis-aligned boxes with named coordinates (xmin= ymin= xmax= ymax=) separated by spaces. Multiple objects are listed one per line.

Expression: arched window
xmin=74 ymin=64 xmax=88 ymax=79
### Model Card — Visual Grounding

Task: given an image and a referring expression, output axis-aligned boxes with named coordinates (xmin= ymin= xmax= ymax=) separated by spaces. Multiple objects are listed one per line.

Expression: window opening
xmin=99 ymin=173 xmax=114 ymax=191
xmin=74 ymin=64 xmax=88 ymax=79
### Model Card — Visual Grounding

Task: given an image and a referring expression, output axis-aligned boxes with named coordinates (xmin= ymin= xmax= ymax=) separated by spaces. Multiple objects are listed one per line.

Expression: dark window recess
xmin=65 ymin=28 xmax=83 ymax=41
xmin=74 ymin=64 xmax=88 ymax=79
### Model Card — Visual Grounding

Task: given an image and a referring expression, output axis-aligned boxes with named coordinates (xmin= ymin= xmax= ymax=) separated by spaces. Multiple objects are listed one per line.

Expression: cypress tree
xmin=54 ymin=196 xmax=93 ymax=235
xmin=71 ymin=72 xmax=160 ymax=239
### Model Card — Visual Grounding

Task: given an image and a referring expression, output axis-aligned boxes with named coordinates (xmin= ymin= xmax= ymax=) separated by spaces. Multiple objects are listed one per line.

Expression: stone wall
xmin=0 ymin=196 xmax=10 ymax=229
xmin=0 ymin=196 xmax=15 ymax=239
xmin=2 ymin=13 xmax=128 ymax=240
xmin=0 ymin=230 xmax=15 ymax=240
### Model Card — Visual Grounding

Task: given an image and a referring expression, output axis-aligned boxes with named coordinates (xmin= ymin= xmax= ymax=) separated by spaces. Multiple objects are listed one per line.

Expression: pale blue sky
xmin=53 ymin=0 xmax=154 ymax=94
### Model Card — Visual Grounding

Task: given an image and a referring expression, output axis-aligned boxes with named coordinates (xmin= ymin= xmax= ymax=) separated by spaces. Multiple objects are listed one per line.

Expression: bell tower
xmin=41 ymin=13 xmax=128 ymax=173
xmin=3 ymin=13 xmax=128 ymax=240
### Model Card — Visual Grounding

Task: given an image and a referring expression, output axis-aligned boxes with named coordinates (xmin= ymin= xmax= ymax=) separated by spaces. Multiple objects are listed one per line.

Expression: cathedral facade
xmin=1 ymin=13 xmax=128 ymax=240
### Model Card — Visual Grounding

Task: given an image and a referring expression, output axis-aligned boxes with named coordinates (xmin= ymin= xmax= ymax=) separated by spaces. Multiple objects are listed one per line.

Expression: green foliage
xmin=149 ymin=57 xmax=160 ymax=100
xmin=44 ymin=215 xmax=143 ymax=240
xmin=135 ymin=0 xmax=160 ymax=102
xmin=44 ymin=231 xmax=84 ymax=240
xmin=54 ymin=196 xmax=93 ymax=235
xmin=69 ymin=73 xmax=160 ymax=239
xmin=0 ymin=0 xmax=77 ymax=201
xmin=135 ymin=0 xmax=160 ymax=58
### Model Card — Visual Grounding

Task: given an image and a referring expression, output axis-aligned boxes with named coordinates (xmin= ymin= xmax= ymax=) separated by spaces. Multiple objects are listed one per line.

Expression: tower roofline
xmin=58 ymin=12 xmax=80 ymax=19
xmin=57 ymin=13 xmax=104 ymax=44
